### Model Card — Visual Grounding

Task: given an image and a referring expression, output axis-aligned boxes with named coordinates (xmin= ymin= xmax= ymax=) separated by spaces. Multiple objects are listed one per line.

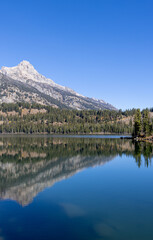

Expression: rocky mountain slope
xmin=0 ymin=61 xmax=116 ymax=110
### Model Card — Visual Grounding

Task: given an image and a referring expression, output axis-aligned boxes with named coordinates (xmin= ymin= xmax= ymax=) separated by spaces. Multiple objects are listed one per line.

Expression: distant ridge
xmin=0 ymin=61 xmax=117 ymax=110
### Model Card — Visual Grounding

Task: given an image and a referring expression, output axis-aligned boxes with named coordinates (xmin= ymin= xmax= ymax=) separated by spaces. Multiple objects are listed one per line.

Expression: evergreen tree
xmin=133 ymin=109 xmax=142 ymax=137
xmin=143 ymin=110 xmax=150 ymax=137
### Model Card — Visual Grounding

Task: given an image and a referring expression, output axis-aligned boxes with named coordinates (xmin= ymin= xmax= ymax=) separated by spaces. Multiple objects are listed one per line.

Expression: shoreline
xmin=0 ymin=132 xmax=131 ymax=136
xmin=121 ymin=136 xmax=153 ymax=143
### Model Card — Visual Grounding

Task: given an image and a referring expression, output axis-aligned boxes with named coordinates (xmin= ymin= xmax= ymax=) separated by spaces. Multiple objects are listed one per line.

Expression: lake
xmin=0 ymin=135 xmax=153 ymax=240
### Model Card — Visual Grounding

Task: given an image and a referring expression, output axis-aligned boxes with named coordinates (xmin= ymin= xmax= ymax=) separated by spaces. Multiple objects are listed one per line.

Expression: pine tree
xmin=133 ymin=109 xmax=142 ymax=137
xmin=143 ymin=110 xmax=150 ymax=137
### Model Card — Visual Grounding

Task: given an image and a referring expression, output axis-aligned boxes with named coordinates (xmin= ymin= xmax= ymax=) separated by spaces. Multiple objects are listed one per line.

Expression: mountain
xmin=0 ymin=60 xmax=116 ymax=110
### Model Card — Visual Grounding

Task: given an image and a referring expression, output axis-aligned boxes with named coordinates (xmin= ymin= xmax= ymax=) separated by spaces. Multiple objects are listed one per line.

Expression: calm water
xmin=0 ymin=136 xmax=153 ymax=240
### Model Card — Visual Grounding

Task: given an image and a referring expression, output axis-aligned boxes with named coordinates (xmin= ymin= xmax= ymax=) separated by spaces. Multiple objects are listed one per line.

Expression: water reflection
xmin=0 ymin=136 xmax=152 ymax=206
xmin=134 ymin=141 xmax=153 ymax=167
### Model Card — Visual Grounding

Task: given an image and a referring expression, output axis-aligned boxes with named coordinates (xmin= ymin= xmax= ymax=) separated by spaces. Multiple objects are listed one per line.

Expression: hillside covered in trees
xmin=0 ymin=102 xmax=153 ymax=135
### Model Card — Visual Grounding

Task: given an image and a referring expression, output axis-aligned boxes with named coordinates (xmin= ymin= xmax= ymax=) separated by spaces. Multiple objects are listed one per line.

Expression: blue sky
xmin=0 ymin=0 xmax=152 ymax=110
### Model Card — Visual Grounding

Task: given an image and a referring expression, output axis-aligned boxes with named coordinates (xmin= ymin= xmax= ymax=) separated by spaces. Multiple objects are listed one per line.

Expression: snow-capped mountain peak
xmin=0 ymin=60 xmax=117 ymax=110
xmin=0 ymin=60 xmax=55 ymax=85
xmin=18 ymin=60 xmax=33 ymax=67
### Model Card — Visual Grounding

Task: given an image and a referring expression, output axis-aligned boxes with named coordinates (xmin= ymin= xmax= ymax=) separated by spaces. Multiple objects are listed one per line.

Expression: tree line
xmin=0 ymin=102 xmax=152 ymax=135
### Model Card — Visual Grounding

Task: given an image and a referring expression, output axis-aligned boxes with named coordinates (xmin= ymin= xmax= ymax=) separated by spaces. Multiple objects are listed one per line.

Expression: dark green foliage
xmin=0 ymin=103 xmax=152 ymax=135
xmin=133 ymin=109 xmax=142 ymax=137
xmin=143 ymin=110 xmax=151 ymax=137
xmin=133 ymin=109 xmax=153 ymax=137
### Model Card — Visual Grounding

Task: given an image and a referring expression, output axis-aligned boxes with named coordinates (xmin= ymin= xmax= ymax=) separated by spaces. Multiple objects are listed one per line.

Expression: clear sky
xmin=0 ymin=0 xmax=152 ymax=110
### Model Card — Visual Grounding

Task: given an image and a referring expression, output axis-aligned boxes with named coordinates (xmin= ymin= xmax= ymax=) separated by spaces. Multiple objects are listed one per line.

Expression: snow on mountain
xmin=0 ymin=61 xmax=117 ymax=110
xmin=0 ymin=60 xmax=81 ymax=96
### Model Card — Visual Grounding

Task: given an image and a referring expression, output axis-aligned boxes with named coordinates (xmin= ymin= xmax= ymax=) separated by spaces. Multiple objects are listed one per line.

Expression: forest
xmin=0 ymin=102 xmax=152 ymax=135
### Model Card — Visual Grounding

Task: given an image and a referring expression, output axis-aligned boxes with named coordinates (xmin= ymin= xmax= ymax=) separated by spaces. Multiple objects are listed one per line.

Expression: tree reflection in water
xmin=134 ymin=141 xmax=153 ymax=168
xmin=0 ymin=136 xmax=152 ymax=205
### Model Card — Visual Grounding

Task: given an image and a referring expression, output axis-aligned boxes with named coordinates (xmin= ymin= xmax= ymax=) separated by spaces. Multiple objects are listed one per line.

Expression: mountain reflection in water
xmin=0 ymin=136 xmax=152 ymax=206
